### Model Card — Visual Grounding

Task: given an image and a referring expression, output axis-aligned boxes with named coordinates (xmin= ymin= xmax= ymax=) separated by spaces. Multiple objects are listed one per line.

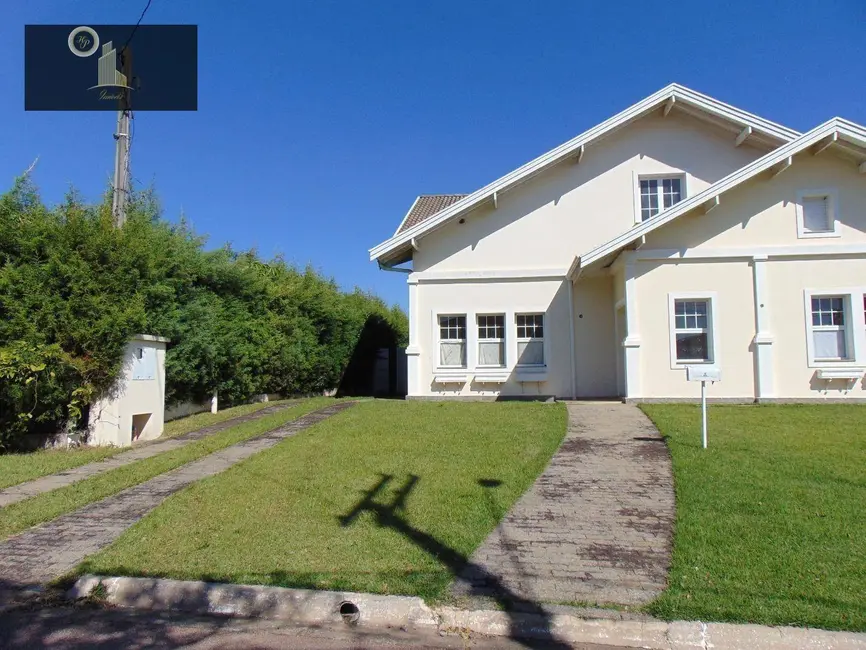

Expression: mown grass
xmin=161 ymin=399 xmax=296 ymax=439
xmin=641 ymin=404 xmax=866 ymax=632
xmin=0 ymin=398 xmax=334 ymax=541
xmin=80 ymin=400 xmax=567 ymax=602
xmin=0 ymin=400 xmax=296 ymax=491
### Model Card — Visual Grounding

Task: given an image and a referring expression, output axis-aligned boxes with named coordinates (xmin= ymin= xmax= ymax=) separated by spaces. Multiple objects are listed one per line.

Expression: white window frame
xmin=437 ymin=314 xmax=467 ymax=369
xmin=795 ymin=188 xmax=840 ymax=239
xmin=667 ymin=292 xmax=718 ymax=369
xmin=476 ymin=314 xmax=506 ymax=368
xmin=803 ymin=288 xmax=866 ymax=368
xmin=634 ymin=172 xmax=688 ymax=224
xmin=515 ymin=312 xmax=546 ymax=367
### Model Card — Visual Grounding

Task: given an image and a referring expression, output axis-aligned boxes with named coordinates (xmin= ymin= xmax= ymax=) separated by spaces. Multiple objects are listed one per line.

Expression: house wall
xmin=573 ymin=275 xmax=618 ymax=397
xmin=413 ymin=112 xmax=766 ymax=274
xmin=643 ymin=154 xmax=866 ymax=250
xmin=628 ymin=151 xmax=866 ymax=400
xmin=89 ymin=339 xmax=167 ymax=446
xmin=412 ymin=278 xmax=573 ymax=398
xmin=633 ymin=260 xmax=757 ymax=399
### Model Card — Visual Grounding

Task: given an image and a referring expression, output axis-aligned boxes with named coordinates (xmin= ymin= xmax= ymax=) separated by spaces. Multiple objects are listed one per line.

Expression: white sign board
xmin=686 ymin=366 xmax=720 ymax=449
xmin=686 ymin=365 xmax=721 ymax=382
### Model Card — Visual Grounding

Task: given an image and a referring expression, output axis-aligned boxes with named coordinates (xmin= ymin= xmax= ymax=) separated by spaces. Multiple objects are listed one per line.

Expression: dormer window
xmin=639 ymin=176 xmax=685 ymax=221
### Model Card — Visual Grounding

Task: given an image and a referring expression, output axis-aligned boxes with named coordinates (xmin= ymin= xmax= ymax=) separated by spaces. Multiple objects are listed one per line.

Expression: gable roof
xmin=370 ymin=83 xmax=801 ymax=265
xmin=573 ymin=117 xmax=866 ymax=274
xmin=394 ymin=194 xmax=468 ymax=236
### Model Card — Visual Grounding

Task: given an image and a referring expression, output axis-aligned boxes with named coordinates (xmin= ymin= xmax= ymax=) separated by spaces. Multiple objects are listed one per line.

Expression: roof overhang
xmin=574 ymin=118 xmax=866 ymax=274
xmin=370 ymin=83 xmax=801 ymax=264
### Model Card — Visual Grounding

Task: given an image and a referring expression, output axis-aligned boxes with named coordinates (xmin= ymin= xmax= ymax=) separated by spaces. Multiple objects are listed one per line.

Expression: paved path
xmin=0 ymin=402 xmax=354 ymax=592
xmin=0 ymin=402 xmax=298 ymax=508
xmin=453 ymin=401 xmax=675 ymax=607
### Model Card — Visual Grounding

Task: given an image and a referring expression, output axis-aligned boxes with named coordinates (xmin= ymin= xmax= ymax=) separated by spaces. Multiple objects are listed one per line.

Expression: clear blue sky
xmin=3 ymin=1 xmax=865 ymax=309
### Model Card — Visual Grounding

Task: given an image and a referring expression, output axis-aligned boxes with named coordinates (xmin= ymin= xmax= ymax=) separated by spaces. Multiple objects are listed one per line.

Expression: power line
xmin=119 ymin=0 xmax=153 ymax=56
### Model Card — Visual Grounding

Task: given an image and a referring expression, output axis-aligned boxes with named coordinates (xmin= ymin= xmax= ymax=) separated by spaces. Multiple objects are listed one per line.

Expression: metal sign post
xmin=687 ymin=366 xmax=721 ymax=449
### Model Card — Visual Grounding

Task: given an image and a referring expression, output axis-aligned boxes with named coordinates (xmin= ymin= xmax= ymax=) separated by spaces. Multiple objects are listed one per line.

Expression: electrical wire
xmin=120 ymin=0 xmax=153 ymax=56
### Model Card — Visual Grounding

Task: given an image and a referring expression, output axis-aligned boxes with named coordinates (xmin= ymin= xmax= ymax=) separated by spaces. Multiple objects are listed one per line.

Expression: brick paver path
xmin=452 ymin=401 xmax=675 ymax=607
xmin=0 ymin=402 xmax=354 ymax=591
xmin=0 ymin=402 xmax=299 ymax=508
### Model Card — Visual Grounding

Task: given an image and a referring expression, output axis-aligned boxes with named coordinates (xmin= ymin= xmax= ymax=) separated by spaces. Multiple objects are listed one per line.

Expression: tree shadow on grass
xmin=339 ymin=474 xmax=572 ymax=649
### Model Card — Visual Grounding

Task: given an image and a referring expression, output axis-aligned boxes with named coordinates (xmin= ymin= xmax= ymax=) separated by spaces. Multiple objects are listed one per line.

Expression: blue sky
xmin=3 ymin=1 xmax=865 ymax=309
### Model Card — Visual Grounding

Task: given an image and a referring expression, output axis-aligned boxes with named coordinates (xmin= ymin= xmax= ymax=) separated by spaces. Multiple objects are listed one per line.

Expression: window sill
xmin=797 ymin=230 xmax=840 ymax=239
xmin=433 ymin=368 xmax=469 ymax=384
xmin=516 ymin=366 xmax=548 ymax=382
xmin=816 ymin=367 xmax=865 ymax=380
xmin=673 ymin=360 xmax=713 ymax=369
xmin=474 ymin=374 xmax=508 ymax=384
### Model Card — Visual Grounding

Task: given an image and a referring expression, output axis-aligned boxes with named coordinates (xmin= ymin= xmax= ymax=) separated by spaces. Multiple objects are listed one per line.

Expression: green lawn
xmin=80 ymin=400 xmax=567 ymax=601
xmin=0 ymin=398 xmax=334 ymax=541
xmin=641 ymin=404 xmax=866 ymax=632
xmin=0 ymin=400 xmax=294 ymax=491
xmin=161 ymin=400 xmax=296 ymax=439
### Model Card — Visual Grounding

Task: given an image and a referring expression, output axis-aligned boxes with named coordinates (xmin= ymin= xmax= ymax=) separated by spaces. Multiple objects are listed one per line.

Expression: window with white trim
xmin=639 ymin=176 xmax=684 ymax=221
xmin=796 ymin=189 xmax=839 ymax=238
xmin=673 ymin=299 xmax=712 ymax=362
xmin=477 ymin=314 xmax=505 ymax=367
xmin=438 ymin=315 xmax=466 ymax=367
xmin=516 ymin=313 xmax=544 ymax=366
xmin=809 ymin=296 xmax=849 ymax=361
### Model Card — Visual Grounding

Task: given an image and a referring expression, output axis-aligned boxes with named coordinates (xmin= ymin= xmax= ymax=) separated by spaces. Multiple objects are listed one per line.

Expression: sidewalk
xmin=453 ymin=401 xmax=675 ymax=607
xmin=0 ymin=402 xmax=355 ymax=595
xmin=0 ymin=402 xmax=298 ymax=508
xmin=65 ymin=575 xmax=866 ymax=650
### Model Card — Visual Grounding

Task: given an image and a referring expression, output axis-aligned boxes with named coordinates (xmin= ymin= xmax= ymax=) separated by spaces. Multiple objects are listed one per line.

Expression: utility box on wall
xmin=88 ymin=334 xmax=170 ymax=447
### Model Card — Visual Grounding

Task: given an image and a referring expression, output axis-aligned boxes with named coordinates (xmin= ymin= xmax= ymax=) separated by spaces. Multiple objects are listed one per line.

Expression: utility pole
xmin=112 ymin=46 xmax=133 ymax=227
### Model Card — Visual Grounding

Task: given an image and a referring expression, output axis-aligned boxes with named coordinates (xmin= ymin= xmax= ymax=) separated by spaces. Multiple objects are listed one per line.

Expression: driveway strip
xmin=0 ymin=402 xmax=299 ymax=508
xmin=0 ymin=401 xmax=355 ymax=592
xmin=452 ymin=401 xmax=675 ymax=607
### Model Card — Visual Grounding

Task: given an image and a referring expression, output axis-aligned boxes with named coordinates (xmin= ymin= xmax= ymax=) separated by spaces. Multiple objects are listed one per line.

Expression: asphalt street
xmin=0 ymin=604 xmax=629 ymax=650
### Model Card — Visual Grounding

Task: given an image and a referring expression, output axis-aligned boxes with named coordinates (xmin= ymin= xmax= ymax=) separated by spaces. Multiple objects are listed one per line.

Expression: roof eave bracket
xmin=735 ymin=125 xmax=753 ymax=147
xmin=663 ymin=96 xmax=676 ymax=117
xmin=771 ymin=156 xmax=793 ymax=178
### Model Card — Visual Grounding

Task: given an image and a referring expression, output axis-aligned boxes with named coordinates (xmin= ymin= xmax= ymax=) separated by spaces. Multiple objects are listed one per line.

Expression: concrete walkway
xmin=453 ymin=401 xmax=675 ymax=607
xmin=0 ymin=402 xmax=298 ymax=508
xmin=0 ymin=402 xmax=355 ymax=593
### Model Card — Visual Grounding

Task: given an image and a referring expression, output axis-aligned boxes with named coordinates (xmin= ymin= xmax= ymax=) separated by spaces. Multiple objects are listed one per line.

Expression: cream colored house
xmin=88 ymin=334 xmax=169 ymax=445
xmin=370 ymin=84 xmax=866 ymax=402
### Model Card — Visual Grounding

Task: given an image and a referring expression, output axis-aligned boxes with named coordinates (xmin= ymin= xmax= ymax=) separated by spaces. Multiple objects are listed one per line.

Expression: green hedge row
xmin=0 ymin=178 xmax=407 ymax=450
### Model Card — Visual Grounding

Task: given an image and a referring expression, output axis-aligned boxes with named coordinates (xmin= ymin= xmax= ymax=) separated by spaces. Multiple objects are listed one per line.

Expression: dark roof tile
xmin=397 ymin=194 xmax=468 ymax=234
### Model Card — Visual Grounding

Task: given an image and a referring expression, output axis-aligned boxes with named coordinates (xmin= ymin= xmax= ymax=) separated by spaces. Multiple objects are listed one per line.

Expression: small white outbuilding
xmin=88 ymin=334 xmax=170 ymax=447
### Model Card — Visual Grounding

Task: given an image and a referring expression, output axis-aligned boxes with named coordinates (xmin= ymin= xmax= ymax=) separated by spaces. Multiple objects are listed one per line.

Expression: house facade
xmin=370 ymin=84 xmax=866 ymax=402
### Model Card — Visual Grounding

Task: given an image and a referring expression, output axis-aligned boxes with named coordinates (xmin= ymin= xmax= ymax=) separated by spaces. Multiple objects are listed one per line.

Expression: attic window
xmin=639 ymin=176 xmax=684 ymax=221
xmin=796 ymin=189 xmax=839 ymax=238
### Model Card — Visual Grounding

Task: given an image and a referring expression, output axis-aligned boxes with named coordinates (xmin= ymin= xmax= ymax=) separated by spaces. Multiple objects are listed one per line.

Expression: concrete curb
xmin=69 ymin=576 xmax=866 ymax=649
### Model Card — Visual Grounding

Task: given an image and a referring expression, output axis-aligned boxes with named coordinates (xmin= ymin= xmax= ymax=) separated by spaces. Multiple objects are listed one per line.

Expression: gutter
xmin=377 ymin=259 xmax=412 ymax=274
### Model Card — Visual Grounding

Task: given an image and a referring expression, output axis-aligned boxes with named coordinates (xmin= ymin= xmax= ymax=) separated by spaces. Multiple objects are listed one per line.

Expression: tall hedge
xmin=0 ymin=178 xmax=407 ymax=450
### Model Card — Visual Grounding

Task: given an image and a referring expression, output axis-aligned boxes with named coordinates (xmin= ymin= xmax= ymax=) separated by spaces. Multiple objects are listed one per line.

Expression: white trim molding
xmin=667 ymin=291 xmax=720 ymax=370
xmin=413 ymin=268 xmax=567 ymax=283
xmin=629 ymin=243 xmax=866 ymax=262
xmin=795 ymin=188 xmax=841 ymax=239
xmin=751 ymin=256 xmax=775 ymax=398
xmin=623 ymin=263 xmax=642 ymax=398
